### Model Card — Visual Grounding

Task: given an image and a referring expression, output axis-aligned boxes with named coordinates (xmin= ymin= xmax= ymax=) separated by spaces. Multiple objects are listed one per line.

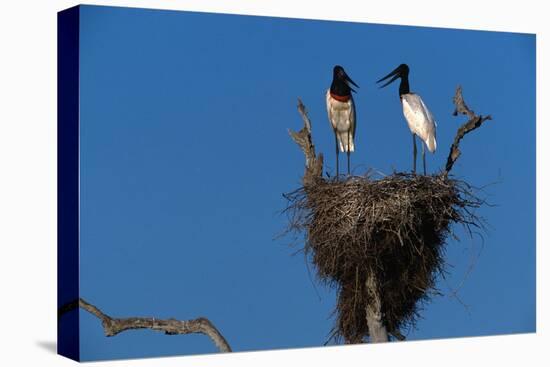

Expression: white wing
xmin=402 ymin=93 xmax=437 ymax=152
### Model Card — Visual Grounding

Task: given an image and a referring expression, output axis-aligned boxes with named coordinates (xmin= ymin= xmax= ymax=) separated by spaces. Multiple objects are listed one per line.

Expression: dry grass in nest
xmin=284 ymin=172 xmax=484 ymax=343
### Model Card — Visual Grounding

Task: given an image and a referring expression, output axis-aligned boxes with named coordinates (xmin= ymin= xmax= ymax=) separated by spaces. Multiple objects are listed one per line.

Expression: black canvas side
xmin=57 ymin=5 xmax=80 ymax=362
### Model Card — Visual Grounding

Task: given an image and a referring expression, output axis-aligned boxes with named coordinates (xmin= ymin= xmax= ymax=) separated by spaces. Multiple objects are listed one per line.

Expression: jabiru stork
xmin=326 ymin=65 xmax=359 ymax=177
xmin=377 ymin=64 xmax=436 ymax=175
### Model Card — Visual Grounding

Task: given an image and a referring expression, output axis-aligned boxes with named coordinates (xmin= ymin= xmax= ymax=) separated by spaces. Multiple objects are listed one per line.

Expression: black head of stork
xmin=331 ymin=65 xmax=359 ymax=96
xmin=377 ymin=63 xmax=410 ymax=96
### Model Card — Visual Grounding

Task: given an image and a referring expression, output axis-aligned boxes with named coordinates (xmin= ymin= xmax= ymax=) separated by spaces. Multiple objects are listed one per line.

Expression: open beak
xmin=345 ymin=74 xmax=359 ymax=92
xmin=376 ymin=66 xmax=401 ymax=88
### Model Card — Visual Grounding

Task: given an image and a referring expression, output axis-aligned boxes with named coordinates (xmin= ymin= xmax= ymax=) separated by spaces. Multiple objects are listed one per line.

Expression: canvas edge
xmin=57 ymin=4 xmax=81 ymax=362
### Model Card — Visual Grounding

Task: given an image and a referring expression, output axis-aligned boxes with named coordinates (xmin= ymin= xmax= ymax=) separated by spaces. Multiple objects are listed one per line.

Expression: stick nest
xmin=284 ymin=172 xmax=483 ymax=343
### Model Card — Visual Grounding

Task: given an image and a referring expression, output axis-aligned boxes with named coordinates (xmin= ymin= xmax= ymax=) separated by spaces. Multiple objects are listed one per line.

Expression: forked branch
xmin=445 ymin=86 xmax=493 ymax=175
xmin=59 ymin=298 xmax=232 ymax=353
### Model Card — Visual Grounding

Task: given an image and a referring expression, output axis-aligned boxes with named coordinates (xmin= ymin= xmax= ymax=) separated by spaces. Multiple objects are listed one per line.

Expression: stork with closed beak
xmin=326 ymin=65 xmax=359 ymax=177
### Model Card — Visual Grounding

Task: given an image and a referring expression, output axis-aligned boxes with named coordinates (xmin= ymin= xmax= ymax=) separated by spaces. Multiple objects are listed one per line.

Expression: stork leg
xmin=412 ymin=134 xmax=417 ymax=174
xmin=334 ymin=132 xmax=339 ymax=178
xmin=422 ymin=142 xmax=426 ymax=175
xmin=347 ymin=133 xmax=351 ymax=175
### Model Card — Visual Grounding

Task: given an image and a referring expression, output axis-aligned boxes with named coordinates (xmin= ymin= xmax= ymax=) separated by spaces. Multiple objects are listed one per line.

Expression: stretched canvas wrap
xmin=58 ymin=4 xmax=536 ymax=362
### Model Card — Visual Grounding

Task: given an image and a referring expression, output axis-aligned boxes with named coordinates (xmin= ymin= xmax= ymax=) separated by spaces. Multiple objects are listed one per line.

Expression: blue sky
xmin=76 ymin=5 xmax=536 ymax=361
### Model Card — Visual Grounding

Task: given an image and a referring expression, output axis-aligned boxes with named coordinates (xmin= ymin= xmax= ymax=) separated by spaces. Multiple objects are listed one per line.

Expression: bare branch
xmin=445 ymin=86 xmax=493 ymax=175
xmin=288 ymin=98 xmax=323 ymax=186
xmin=452 ymin=85 xmax=476 ymax=120
xmin=59 ymin=298 xmax=232 ymax=353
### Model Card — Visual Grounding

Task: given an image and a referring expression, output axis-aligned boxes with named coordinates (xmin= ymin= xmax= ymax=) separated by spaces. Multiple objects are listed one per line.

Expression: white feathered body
xmin=401 ymin=93 xmax=437 ymax=153
xmin=326 ymin=89 xmax=356 ymax=153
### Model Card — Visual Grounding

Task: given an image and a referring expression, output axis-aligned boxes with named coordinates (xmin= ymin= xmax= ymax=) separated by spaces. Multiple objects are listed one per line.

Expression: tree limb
xmin=365 ymin=272 xmax=389 ymax=343
xmin=445 ymin=86 xmax=493 ymax=175
xmin=59 ymin=298 xmax=232 ymax=353
xmin=288 ymin=98 xmax=324 ymax=186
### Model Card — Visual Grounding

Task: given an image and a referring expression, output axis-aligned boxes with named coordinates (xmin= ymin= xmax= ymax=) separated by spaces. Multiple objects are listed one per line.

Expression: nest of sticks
xmin=285 ymin=173 xmax=483 ymax=342
xmin=286 ymin=87 xmax=492 ymax=343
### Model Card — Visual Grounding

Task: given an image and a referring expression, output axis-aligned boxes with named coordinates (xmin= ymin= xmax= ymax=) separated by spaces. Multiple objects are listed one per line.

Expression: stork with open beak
xmin=326 ymin=65 xmax=359 ymax=177
xmin=377 ymin=64 xmax=436 ymax=175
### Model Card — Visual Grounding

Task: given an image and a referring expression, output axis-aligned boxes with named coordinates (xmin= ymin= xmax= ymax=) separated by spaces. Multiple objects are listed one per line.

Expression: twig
xmin=390 ymin=330 xmax=406 ymax=341
xmin=59 ymin=298 xmax=232 ymax=353
xmin=445 ymin=86 xmax=493 ymax=175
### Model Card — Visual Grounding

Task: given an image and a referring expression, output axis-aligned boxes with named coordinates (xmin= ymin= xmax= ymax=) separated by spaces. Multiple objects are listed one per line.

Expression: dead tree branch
xmin=59 ymin=298 xmax=232 ymax=353
xmin=445 ymin=86 xmax=493 ymax=175
xmin=288 ymin=98 xmax=324 ymax=186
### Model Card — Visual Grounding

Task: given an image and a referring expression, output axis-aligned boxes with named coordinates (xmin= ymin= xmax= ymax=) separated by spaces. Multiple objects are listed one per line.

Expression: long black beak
xmin=346 ymin=74 xmax=359 ymax=88
xmin=345 ymin=74 xmax=359 ymax=93
xmin=376 ymin=66 xmax=401 ymax=88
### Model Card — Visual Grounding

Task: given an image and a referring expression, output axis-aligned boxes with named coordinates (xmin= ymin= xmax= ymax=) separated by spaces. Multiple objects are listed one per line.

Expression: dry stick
xmin=444 ymin=86 xmax=493 ymax=175
xmin=288 ymin=98 xmax=324 ymax=186
xmin=59 ymin=298 xmax=232 ymax=353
